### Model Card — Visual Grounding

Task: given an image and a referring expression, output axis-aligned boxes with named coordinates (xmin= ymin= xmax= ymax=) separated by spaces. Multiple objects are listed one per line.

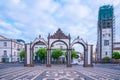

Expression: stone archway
xmin=46 ymin=28 xmax=72 ymax=67
xmin=48 ymin=40 xmax=70 ymax=67
xmin=24 ymin=29 xmax=93 ymax=67
xmin=70 ymin=36 xmax=93 ymax=67
xmin=24 ymin=36 xmax=48 ymax=67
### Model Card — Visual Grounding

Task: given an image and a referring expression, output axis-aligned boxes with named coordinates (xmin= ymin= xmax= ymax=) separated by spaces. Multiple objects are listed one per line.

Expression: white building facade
xmin=0 ymin=35 xmax=24 ymax=62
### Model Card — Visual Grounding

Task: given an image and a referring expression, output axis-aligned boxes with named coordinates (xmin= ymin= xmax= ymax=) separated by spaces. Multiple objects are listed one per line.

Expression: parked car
xmin=71 ymin=59 xmax=79 ymax=65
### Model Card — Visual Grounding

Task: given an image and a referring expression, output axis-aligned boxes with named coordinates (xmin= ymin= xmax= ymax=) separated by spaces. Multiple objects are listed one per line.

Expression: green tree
xmin=76 ymin=55 xmax=79 ymax=59
xmin=71 ymin=50 xmax=77 ymax=59
xmin=36 ymin=48 xmax=47 ymax=63
xmin=51 ymin=49 xmax=63 ymax=63
xmin=102 ymin=56 xmax=110 ymax=62
xmin=19 ymin=50 xmax=25 ymax=61
xmin=65 ymin=50 xmax=77 ymax=60
xmin=112 ymin=52 xmax=120 ymax=59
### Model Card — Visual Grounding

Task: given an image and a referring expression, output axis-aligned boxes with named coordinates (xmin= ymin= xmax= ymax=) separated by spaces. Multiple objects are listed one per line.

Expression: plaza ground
xmin=0 ymin=63 xmax=120 ymax=80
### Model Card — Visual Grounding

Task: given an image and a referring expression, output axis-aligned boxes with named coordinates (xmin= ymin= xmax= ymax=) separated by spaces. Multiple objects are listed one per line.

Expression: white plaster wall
xmin=102 ymin=29 xmax=112 ymax=58
xmin=12 ymin=41 xmax=24 ymax=62
xmin=114 ymin=44 xmax=120 ymax=48
xmin=27 ymin=44 xmax=30 ymax=64
xmin=0 ymin=41 xmax=11 ymax=48
xmin=12 ymin=49 xmax=18 ymax=62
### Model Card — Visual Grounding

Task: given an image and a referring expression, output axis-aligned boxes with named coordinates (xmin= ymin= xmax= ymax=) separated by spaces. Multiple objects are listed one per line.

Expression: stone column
xmin=30 ymin=43 xmax=34 ymax=67
xmin=46 ymin=49 xmax=51 ymax=67
xmin=83 ymin=48 xmax=88 ymax=67
xmin=67 ymin=49 xmax=72 ymax=67
xmin=24 ymin=44 xmax=34 ymax=67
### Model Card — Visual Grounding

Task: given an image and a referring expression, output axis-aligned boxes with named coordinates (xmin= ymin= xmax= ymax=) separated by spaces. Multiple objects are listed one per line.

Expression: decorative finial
xmin=39 ymin=35 xmax=41 ymax=38
xmin=77 ymin=36 xmax=79 ymax=39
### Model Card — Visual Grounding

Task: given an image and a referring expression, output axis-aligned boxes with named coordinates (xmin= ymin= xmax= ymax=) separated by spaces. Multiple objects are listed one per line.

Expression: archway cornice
xmin=31 ymin=36 xmax=48 ymax=48
xmin=70 ymin=36 xmax=88 ymax=49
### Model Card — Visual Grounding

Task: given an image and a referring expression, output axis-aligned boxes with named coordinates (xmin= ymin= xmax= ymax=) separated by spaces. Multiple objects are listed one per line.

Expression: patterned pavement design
xmin=34 ymin=70 xmax=89 ymax=80
xmin=0 ymin=64 xmax=120 ymax=80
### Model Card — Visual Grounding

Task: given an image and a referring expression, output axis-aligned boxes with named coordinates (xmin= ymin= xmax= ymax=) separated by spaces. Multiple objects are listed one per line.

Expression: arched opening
xmin=31 ymin=41 xmax=47 ymax=65
xmin=72 ymin=43 xmax=84 ymax=65
xmin=71 ymin=42 xmax=86 ymax=66
xmin=50 ymin=40 xmax=68 ymax=65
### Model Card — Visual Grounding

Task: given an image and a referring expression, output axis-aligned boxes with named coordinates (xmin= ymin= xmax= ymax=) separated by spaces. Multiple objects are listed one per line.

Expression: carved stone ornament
xmin=49 ymin=28 xmax=70 ymax=39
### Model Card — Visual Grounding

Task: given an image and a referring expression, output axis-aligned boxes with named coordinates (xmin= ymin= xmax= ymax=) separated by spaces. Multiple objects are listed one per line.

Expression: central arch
xmin=50 ymin=40 xmax=68 ymax=65
xmin=46 ymin=28 xmax=72 ymax=67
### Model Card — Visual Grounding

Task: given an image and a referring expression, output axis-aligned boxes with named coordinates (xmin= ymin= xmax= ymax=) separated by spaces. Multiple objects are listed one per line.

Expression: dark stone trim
xmin=83 ymin=48 xmax=86 ymax=67
xmin=24 ymin=64 xmax=34 ymax=67
xmin=67 ymin=64 xmax=72 ymax=67
xmin=91 ymin=45 xmax=93 ymax=67
xmin=24 ymin=44 xmax=27 ymax=66
xmin=30 ymin=43 xmax=34 ymax=67
xmin=83 ymin=64 xmax=93 ymax=67
xmin=84 ymin=48 xmax=88 ymax=67
xmin=46 ymin=64 xmax=51 ymax=67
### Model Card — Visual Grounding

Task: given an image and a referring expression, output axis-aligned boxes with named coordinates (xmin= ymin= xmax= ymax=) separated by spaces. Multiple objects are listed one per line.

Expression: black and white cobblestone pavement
xmin=0 ymin=63 xmax=120 ymax=80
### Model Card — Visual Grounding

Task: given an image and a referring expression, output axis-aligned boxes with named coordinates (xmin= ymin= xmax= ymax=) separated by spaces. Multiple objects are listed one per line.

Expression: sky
xmin=0 ymin=0 xmax=120 ymax=50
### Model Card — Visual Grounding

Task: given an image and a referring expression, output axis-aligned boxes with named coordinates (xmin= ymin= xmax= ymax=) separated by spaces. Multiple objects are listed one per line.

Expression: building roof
xmin=0 ymin=35 xmax=24 ymax=45
xmin=16 ymin=39 xmax=25 ymax=43
xmin=113 ymin=42 xmax=120 ymax=44
xmin=114 ymin=48 xmax=120 ymax=50
xmin=0 ymin=35 xmax=8 ymax=40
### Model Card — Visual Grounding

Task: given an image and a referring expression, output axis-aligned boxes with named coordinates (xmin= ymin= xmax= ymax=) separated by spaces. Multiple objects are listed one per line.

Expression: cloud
xmin=0 ymin=0 xmax=120 ymax=51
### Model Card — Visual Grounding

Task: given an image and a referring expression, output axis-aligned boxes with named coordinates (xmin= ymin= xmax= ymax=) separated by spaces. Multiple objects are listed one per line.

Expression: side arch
xmin=24 ymin=37 xmax=48 ymax=67
xmin=70 ymin=36 xmax=93 ymax=67
xmin=31 ymin=37 xmax=48 ymax=48
xmin=70 ymin=37 xmax=87 ymax=49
